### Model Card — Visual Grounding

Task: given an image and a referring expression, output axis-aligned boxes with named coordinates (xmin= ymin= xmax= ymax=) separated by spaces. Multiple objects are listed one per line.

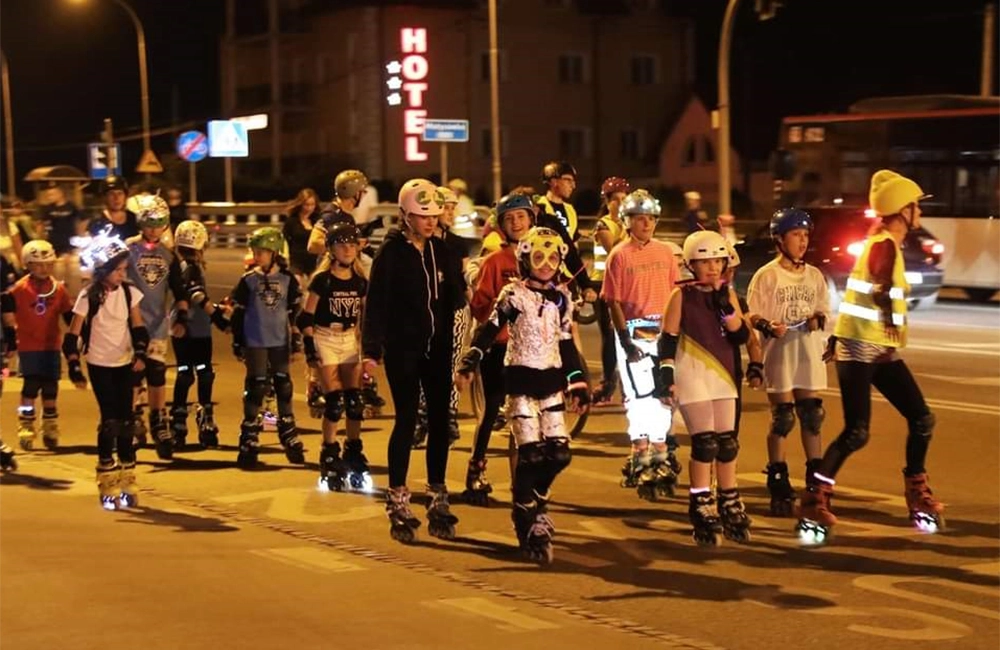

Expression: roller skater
xmin=386 ymin=486 xmax=422 ymax=543
xmin=229 ymin=227 xmax=303 ymax=470
xmin=426 ymin=483 xmax=459 ymax=539
xmin=318 ymin=440 xmax=347 ymax=491
xmin=747 ymin=209 xmax=830 ymax=517
xmin=1 ymin=240 xmax=74 ymax=453
xmin=798 ymin=171 xmax=944 ymax=544
xmin=196 ymin=403 xmax=220 ymax=448
xmin=659 ymin=230 xmax=753 ymax=546
xmin=0 ymin=440 xmax=17 ymax=472
xmin=601 ymin=190 xmax=680 ymax=502
xmin=462 ymin=457 xmax=493 ymax=506
xmin=362 ymin=180 xmax=466 ymax=543
xmin=457 ymin=226 xmax=590 ymax=564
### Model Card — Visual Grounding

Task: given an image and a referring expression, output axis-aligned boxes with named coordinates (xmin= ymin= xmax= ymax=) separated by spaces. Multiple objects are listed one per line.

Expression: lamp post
xmin=1 ymin=51 xmax=15 ymax=198
xmin=716 ymin=0 xmax=740 ymax=218
xmin=488 ymin=0 xmax=502 ymax=203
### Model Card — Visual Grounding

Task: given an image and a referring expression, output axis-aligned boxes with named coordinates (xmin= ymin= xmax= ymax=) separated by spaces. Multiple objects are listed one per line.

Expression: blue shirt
xmin=127 ymin=237 xmax=181 ymax=339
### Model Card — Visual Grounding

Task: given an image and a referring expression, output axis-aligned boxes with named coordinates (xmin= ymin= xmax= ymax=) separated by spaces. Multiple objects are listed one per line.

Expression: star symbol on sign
xmin=386 ymin=61 xmax=402 ymax=75
xmin=386 ymin=76 xmax=403 ymax=90
xmin=387 ymin=93 xmax=402 ymax=106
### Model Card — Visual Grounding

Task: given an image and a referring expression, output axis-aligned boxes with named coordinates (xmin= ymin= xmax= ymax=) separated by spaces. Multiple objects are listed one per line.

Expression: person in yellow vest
xmin=795 ymin=170 xmax=943 ymax=546
xmin=536 ymin=161 xmax=597 ymax=302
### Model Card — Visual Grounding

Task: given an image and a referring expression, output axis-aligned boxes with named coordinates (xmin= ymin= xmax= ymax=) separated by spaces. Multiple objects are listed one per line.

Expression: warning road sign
xmin=136 ymin=149 xmax=163 ymax=174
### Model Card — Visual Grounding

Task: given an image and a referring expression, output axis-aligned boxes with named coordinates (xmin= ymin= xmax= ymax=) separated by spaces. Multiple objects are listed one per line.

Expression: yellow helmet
xmin=869 ymin=169 xmax=930 ymax=216
xmin=516 ymin=227 xmax=569 ymax=279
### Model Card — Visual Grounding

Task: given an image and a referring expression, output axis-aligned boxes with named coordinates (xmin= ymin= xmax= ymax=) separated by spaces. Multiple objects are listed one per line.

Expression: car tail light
xmin=921 ymin=239 xmax=944 ymax=256
xmin=846 ymin=241 xmax=865 ymax=257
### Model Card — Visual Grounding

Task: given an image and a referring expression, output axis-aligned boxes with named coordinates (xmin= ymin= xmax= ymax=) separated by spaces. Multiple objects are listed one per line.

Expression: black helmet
xmin=101 ymin=175 xmax=129 ymax=194
xmin=326 ymin=221 xmax=360 ymax=247
xmin=541 ymin=160 xmax=577 ymax=183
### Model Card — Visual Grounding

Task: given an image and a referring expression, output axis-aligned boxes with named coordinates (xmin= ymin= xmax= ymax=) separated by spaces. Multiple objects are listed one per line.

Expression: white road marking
xmin=423 ymin=597 xmax=560 ymax=632
xmin=251 ymin=546 xmax=366 ymax=573
xmin=214 ymin=487 xmax=384 ymax=523
xmin=853 ymin=574 xmax=1000 ymax=621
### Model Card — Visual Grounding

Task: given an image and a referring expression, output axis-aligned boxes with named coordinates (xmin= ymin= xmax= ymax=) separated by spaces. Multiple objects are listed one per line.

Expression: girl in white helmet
xmin=657 ymin=229 xmax=753 ymax=546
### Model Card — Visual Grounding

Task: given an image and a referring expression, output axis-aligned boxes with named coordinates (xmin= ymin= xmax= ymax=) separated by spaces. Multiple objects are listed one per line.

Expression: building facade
xmin=221 ymin=0 xmax=696 ymax=202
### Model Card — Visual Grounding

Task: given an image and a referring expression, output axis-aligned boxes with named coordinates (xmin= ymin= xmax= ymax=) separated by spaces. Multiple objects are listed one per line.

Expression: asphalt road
xmin=2 ymin=251 xmax=998 ymax=650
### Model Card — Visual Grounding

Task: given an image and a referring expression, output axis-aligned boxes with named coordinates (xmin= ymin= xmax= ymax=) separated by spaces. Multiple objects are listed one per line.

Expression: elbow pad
xmin=62 ymin=332 xmax=80 ymax=360
xmin=725 ymin=321 xmax=750 ymax=346
xmin=130 ymin=325 xmax=150 ymax=357
xmin=295 ymin=310 xmax=315 ymax=332
xmin=657 ymin=332 xmax=679 ymax=360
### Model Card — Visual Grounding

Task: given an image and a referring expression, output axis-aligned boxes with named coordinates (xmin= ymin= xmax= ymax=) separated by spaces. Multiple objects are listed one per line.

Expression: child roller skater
xmin=298 ymin=222 xmax=371 ymax=492
xmin=796 ymin=171 xmax=944 ymax=546
xmin=457 ymin=226 xmax=590 ymax=565
xmin=600 ymin=190 xmax=681 ymax=500
xmin=747 ymin=209 xmax=829 ymax=516
xmin=1 ymin=240 xmax=74 ymax=451
xmin=229 ymin=227 xmax=305 ymax=468
xmin=658 ymin=230 xmax=753 ymax=546
xmin=170 ymin=220 xmax=230 ymax=449
xmin=64 ymin=234 xmax=150 ymax=509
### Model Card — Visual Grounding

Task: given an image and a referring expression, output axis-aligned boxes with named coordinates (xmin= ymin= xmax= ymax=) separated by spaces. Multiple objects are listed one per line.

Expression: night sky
xmin=1 ymin=0 xmax=995 ymax=197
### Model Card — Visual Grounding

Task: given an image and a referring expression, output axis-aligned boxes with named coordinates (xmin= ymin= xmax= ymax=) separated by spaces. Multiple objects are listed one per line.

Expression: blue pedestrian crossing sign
xmin=422 ymin=119 xmax=469 ymax=143
xmin=87 ymin=143 xmax=122 ymax=180
xmin=208 ymin=120 xmax=249 ymax=158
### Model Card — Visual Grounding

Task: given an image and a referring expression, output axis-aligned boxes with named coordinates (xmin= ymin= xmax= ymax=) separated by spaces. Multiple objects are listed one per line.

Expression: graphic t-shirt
xmin=232 ymin=267 xmax=300 ymax=348
xmin=9 ymin=275 xmax=73 ymax=351
xmin=308 ymin=271 xmax=367 ymax=329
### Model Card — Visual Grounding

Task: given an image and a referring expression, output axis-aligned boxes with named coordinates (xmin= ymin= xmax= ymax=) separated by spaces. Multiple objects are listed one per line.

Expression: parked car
xmin=732 ymin=206 xmax=945 ymax=311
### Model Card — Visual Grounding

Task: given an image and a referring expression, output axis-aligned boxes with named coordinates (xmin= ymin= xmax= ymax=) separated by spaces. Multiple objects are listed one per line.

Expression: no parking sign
xmin=176 ymin=131 xmax=209 ymax=163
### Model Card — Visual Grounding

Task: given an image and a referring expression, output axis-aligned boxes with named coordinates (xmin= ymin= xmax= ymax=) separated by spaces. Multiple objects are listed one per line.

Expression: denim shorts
xmin=18 ymin=350 xmax=61 ymax=380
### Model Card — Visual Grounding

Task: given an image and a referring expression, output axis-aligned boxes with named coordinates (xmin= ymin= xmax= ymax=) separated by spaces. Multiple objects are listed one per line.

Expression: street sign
xmin=422 ymin=119 xmax=469 ymax=143
xmin=136 ymin=149 xmax=163 ymax=174
xmin=208 ymin=120 xmax=249 ymax=157
xmin=176 ymin=130 xmax=209 ymax=163
xmin=87 ymin=142 xmax=121 ymax=180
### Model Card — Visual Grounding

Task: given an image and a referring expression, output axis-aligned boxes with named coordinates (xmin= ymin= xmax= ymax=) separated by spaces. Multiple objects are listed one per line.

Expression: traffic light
xmin=755 ymin=0 xmax=782 ymax=20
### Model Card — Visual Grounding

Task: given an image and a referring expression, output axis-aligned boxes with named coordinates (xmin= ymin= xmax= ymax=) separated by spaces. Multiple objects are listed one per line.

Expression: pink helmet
xmin=398 ymin=178 xmax=444 ymax=216
xmin=601 ymin=176 xmax=630 ymax=198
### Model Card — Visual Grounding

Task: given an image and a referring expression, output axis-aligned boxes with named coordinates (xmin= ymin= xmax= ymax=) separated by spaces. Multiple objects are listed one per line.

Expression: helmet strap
xmin=775 ymin=239 xmax=805 ymax=268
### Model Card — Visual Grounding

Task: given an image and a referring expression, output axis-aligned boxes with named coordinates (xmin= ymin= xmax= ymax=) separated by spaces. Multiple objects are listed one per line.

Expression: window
xmin=620 ymin=130 xmax=640 ymax=160
xmin=630 ymin=55 xmax=656 ymax=85
xmin=559 ymin=128 xmax=588 ymax=159
xmin=702 ymin=136 xmax=715 ymax=163
xmin=480 ymin=127 xmax=508 ymax=159
xmin=558 ymin=53 xmax=585 ymax=84
xmin=682 ymin=136 xmax=697 ymax=166
xmin=479 ymin=50 xmax=507 ymax=82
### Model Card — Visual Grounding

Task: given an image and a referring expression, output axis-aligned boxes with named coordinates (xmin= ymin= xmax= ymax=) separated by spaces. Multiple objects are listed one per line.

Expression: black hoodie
xmin=362 ymin=227 xmax=466 ymax=361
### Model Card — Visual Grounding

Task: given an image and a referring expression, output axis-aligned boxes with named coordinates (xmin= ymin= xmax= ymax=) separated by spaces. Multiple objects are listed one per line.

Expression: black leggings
xmin=243 ymin=346 xmax=292 ymax=421
xmin=172 ymin=336 xmax=214 ymax=406
xmin=471 ymin=343 xmax=506 ymax=461
xmin=384 ymin=334 xmax=453 ymax=488
xmin=822 ymin=359 xmax=931 ymax=478
xmin=595 ymin=294 xmax=617 ymax=385
xmin=89 ymin=363 xmax=135 ymax=462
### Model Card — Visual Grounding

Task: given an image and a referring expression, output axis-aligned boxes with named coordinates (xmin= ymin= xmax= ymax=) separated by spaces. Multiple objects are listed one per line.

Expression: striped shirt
xmin=601 ymin=238 xmax=679 ymax=320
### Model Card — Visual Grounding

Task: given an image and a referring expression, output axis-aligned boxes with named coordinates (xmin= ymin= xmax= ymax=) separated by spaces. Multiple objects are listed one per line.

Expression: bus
xmin=772 ymin=95 xmax=1000 ymax=301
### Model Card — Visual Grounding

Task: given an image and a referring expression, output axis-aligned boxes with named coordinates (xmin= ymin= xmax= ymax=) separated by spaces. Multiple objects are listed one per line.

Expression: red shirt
xmin=9 ymin=276 xmax=72 ymax=352
xmin=470 ymin=246 xmax=519 ymax=344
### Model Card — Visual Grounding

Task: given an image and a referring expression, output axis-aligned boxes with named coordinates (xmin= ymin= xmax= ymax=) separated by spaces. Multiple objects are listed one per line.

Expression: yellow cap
xmin=869 ymin=169 xmax=931 ymax=216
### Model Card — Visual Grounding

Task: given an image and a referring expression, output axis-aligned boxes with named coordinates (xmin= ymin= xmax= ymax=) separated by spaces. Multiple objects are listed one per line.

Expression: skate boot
xmin=717 ymin=488 xmax=752 ymax=543
xmin=236 ymin=420 xmax=262 ymax=468
xmin=386 ymin=486 xmax=421 ymax=543
xmin=462 ymin=457 xmax=493 ymax=506
xmin=318 ymin=441 xmax=346 ymax=492
xmin=169 ymin=404 xmax=189 ymax=450
xmin=307 ymin=382 xmax=325 ymax=419
xmin=118 ymin=462 xmax=139 ymax=508
xmin=277 ymin=415 xmax=306 ymax=464
xmin=904 ymin=471 xmax=945 ymax=533
xmin=149 ymin=408 xmax=174 ymax=460
xmin=132 ymin=406 xmax=148 ymax=448
xmin=96 ymin=461 xmax=121 ymax=511
xmin=17 ymin=405 xmax=36 ymax=451
xmin=41 ymin=409 xmax=59 ymax=450
xmin=512 ymin=496 xmax=555 ymax=565
xmin=590 ymin=378 xmax=617 ymax=406
xmin=0 ymin=442 xmax=17 ymax=472
xmin=491 ymin=412 xmax=507 ymax=432
xmin=261 ymin=382 xmax=278 ymax=431
xmin=342 ymin=438 xmax=373 ymax=491
xmin=766 ymin=461 xmax=796 ymax=517
xmin=361 ymin=372 xmax=384 ymax=418
xmin=620 ymin=446 xmax=651 ymax=491
xmin=196 ymin=404 xmax=220 ymax=448
xmin=795 ymin=480 xmax=837 ymax=547
xmin=689 ymin=490 xmax=724 ymax=546
xmin=426 ymin=483 xmax=459 ymax=540
xmin=645 ymin=449 xmax=679 ymax=498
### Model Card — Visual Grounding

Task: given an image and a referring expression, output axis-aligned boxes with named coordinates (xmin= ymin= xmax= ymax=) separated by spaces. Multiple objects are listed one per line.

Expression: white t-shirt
xmin=73 ymin=284 xmax=145 ymax=367
xmin=747 ymin=259 xmax=829 ymax=393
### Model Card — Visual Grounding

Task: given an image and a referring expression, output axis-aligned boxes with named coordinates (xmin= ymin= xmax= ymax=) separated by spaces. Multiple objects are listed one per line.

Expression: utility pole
xmin=982 ymin=3 xmax=996 ymax=96
xmin=1 ymin=51 xmax=15 ymax=198
xmin=488 ymin=0 xmax=502 ymax=203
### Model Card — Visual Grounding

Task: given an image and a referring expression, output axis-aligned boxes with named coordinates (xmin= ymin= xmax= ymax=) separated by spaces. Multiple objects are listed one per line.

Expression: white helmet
xmin=618 ymin=189 xmax=661 ymax=229
xmin=175 ymin=220 xmax=209 ymax=250
xmin=682 ymin=230 xmax=729 ymax=264
xmin=21 ymin=240 xmax=57 ymax=264
xmin=131 ymin=194 xmax=170 ymax=228
xmin=724 ymin=240 xmax=741 ymax=268
xmin=398 ymin=178 xmax=444 ymax=216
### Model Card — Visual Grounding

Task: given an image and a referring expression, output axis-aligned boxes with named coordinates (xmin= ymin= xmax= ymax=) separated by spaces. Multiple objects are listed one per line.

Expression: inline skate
xmin=149 ymin=408 xmax=174 ymax=460
xmin=41 ymin=409 xmax=59 ymax=450
xmin=512 ymin=496 xmax=555 ymax=565
xmin=119 ymin=462 xmax=139 ymax=508
xmin=96 ymin=461 xmax=121 ymax=511
xmin=766 ymin=461 xmax=796 ymax=517
xmin=689 ymin=490 xmax=724 ymax=546
xmin=620 ymin=446 xmax=651 ymax=490
xmin=795 ymin=481 xmax=837 ymax=547
xmin=169 ymin=404 xmax=189 ymax=450
xmin=17 ymin=405 xmax=36 ymax=451
xmin=386 ymin=486 xmax=421 ymax=543
xmin=342 ymin=438 xmax=373 ymax=491
xmin=318 ymin=441 xmax=347 ymax=492
xmin=0 ymin=442 xmax=17 ymax=472
xmin=462 ymin=457 xmax=493 ymax=506
xmin=276 ymin=415 xmax=306 ymax=464
xmin=236 ymin=420 xmax=262 ymax=468
xmin=426 ymin=483 xmax=458 ymax=540
xmin=196 ymin=403 xmax=220 ymax=448
xmin=904 ymin=472 xmax=945 ymax=533
xmin=717 ymin=488 xmax=752 ymax=543
xmin=638 ymin=449 xmax=679 ymax=499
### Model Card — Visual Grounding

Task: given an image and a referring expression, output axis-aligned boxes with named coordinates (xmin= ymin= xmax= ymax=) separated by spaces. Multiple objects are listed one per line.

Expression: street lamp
xmin=70 ymin=0 xmax=151 ymax=159
xmin=1 ymin=51 xmax=15 ymax=198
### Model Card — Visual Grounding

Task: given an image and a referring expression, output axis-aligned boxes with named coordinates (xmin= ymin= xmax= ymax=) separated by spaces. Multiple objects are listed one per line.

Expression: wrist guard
xmin=130 ymin=326 xmax=150 ymax=359
xmin=61 ymin=332 xmax=80 ymax=360
xmin=458 ymin=347 xmax=484 ymax=376
xmin=67 ymin=359 xmax=86 ymax=384
xmin=746 ymin=361 xmax=764 ymax=383
xmin=2 ymin=325 xmax=16 ymax=352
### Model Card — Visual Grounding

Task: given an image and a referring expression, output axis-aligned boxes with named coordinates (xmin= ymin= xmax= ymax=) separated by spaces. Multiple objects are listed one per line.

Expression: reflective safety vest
xmin=834 ymin=231 xmax=909 ymax=347
xmin=590 ymin=214 xmax=627 ymax=281
xmin=537 ymin=196 xmax=579 ymax=241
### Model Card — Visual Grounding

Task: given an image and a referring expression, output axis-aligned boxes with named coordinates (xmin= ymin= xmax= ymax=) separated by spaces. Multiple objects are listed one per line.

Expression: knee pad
xmin=20 ymin=376 xmax=42 ymax=400
xmin=690 ymin=432 xmax=719 ymax=463
xmin=244 ymin=376 xmax=269 ymax=408
xmin=40 ymin=378 xmax=59 ymax=401
xmin=769 ymin=403 xmax=796 ymax=438
xmin=132 ymin=367 xmax=146 ymax=388
xmin=837 ymin=424 xmax=870 ymax=452
xmin=544 ymin=437 xmax=572 ymax=474
xmin=145 ymin=358 xmax=167 ymax=387
xmin=715 ymin=430 xmax=740 ymax=463
xmin=195 ymin=363 xmax=215 ymax=384
xmin=344 ymin=389 xmax=365 ymax=421
xmin=908 ymin=411 xmax=935 ymax=439
xmin=795 ymin=398 xmax=825 ymax=435
xmin=175 ymin=363 xmax=194 ymax=383
xmin=323 ymin=391 xmax=344 ymax=422
xmin=273 ymin=372 xmax=293 ymax=403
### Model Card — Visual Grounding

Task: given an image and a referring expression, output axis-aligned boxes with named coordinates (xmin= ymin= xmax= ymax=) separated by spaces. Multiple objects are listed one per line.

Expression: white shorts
xmin=315 ymin=326 xmax=360 ymax=366
xmin=148 ymin=338 xmax=169 ymax=363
